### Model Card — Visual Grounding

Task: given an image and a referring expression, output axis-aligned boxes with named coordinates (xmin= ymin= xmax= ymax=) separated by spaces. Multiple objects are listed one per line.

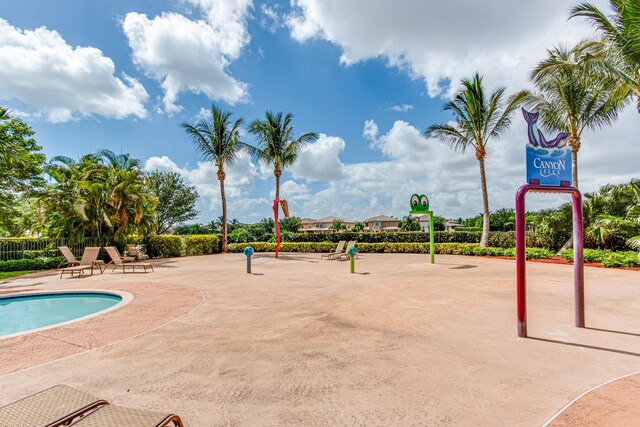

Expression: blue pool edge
xmin=0 ymin=290 xmax=134 ymax=340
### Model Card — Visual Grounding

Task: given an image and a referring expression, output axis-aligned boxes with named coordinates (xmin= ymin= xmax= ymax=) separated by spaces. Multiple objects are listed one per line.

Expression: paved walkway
xmin=0 ymin=253 xmax=639 ymax=425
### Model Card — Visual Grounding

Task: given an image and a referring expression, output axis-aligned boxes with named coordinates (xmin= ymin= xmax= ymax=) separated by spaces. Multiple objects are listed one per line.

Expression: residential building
xmin=364 ymin=215 xmax=400 ymax=232
xmin=444 ymin=219 xmax=462 ymax=231
xmin=417 ymin=216 xmax=462 ymax=232
xmin=299 ymin=217 xmax=356 ymax=232
xmin=417 ymin=214 xmax=431 ymax=231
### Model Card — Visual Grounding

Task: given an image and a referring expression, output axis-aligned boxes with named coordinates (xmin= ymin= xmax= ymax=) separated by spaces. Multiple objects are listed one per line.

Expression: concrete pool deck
xmin=0 ymin=253 xmax=638 ymax=425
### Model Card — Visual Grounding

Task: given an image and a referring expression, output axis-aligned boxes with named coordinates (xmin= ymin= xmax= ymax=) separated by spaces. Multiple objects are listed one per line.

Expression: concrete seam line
xmin=0 ymin=286 xmax=206 ymax=379
xmin=541 ymin=369 xmax=640 ymax=427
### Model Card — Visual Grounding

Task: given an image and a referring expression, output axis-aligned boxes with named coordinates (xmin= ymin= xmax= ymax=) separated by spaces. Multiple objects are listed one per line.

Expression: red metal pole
xmin=515 ymin=185 xmax=528 ymax=337
xmin=515 ymin=184 xmax=585 ymax=337
xmin=572 ymin=191 xmax=585 ymax=328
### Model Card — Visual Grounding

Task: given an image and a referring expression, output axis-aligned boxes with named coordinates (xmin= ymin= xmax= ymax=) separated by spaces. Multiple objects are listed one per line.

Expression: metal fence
xmin=0 ymin=237 xmax=108 ymax=261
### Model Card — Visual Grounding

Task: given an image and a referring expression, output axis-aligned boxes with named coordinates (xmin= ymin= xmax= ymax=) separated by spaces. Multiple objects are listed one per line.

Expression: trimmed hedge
xmin=562 ymin=249 xmax=639 ymax=267
xmin=271 ymin=231 xmax=557 ymax=249
xmin=228 ymin=242 xmax=336 ymax=253
xmin=227 ymin=242 xmax=555 ymax=260
xmin=144 ymin=235 xmax=184 ymax=258
xmin=0 ymin=257 xmax=62 ymax=272
xmin=185 ymin=235 xmax=220 ymax=256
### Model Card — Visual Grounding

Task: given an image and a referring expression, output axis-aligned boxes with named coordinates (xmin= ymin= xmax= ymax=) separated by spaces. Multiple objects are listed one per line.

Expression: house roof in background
xmin=364 ymin=215 xmax=398 ymax=222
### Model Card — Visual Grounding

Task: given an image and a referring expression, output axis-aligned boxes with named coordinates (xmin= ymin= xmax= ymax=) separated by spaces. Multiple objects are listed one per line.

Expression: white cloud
xmin=194 ymin=107 xmax=210 ymax=120
xmin=367 ymin=120 xmax=427 ymax=160
xmin=259 ymin=3 xmax=285 ymax=33
xmin=0 ymin=18 xmax=148 ymax=122
xmin=144 ymin=153 xmax=257 ymax=218
xmin=270 ymin=180 xmax=310 ymax=202
xmin=183 ymin=0 xmax=252 ymax=58
xmin=362 ymin=119 xmax=378 ymax=141
xmin=287 ymin=0 xmax=606 ymax=97
xmin=290 ymin=133 xmax=346 ymax=181
xmin=390 ymin=104 xmax=413 ymax=112
xmin=291 ymin=120 xmax=483 ymax=220
xmin=123 ymin=0 xmax=251 ymax=113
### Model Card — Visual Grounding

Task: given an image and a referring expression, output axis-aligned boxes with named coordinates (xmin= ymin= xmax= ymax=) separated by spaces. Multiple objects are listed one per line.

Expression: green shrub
xmin=144 ymin=235 xmax=184 ymax=258
xmin=226 ymin=242 xmax=555 ymax=260
xmin=228 ymin=242 xmax=336 ymax=253
xmin=602 ymin=252 xmax=639 ymax=268
xmin=455 ymin=226 xmax=482 ymax=232
xmin=185 ymin=235 xmax=220 ymax=256
xmin=282 ymin=231 xmax=554 ymax=249
xmin=0 ymin=257 xmax=62 ymax=272
xmin=22 ymin=249 xmax=59 ymax=258
xmin=521 ymin=247 xmax=554 ymax=260
xmin=562 ymin=248 xmax=638 ymax=268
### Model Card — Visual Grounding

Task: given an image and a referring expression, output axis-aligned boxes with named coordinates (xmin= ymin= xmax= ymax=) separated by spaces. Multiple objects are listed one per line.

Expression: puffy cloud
xmin=290 ymin=133 xmax=346 ymax=180
xmin=144 ymin=153 xmax=257 ymax=216
xmin=0 ymin=18 xmax=148 ymax=122
xmin=182 ymin=0 xmax=252 ymax=58
xmin=270 ymin=180 xmax=310 ymax=202
xmin=259 ymin=3 xmax=286 ymax=33
xmin=362 ymin=119 xmax=378 ymax=141
xmin=287 ymin=0 xmax=606 ymax=97
xmin=366 ymin=120 xmax=428 ymax=160
xmin=389 ymin=104 xmax=413 ymax=112
xmin=293 ymin=120 xmax=483 ymax=220
xmin=123 ymin=0 xmax=251 ymax=113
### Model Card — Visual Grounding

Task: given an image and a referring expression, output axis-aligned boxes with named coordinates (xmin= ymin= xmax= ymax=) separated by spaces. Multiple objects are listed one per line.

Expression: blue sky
xmin=1 ymin=0 xmax=638 ymax=224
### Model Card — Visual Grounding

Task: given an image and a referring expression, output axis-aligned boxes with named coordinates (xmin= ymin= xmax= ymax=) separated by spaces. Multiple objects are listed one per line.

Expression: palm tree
xmin=524 ymin=43 xmax=628 ymax=189
xmin=425 ymin=73 xmax=526 ymax=247
xmin=181 ymin=105 xmax=244 ymax=253
xmin=41 ymin=151 xmax=155 ymax=244
xmin=353 ymin=221 xmax=365 ymax=232
xmin=400 ymin=215 xmax=421 ymax=232
xmin=97 ymin=149 xmax=154 ymax=244
xmin=246 ymin=111 xmax=317 ymax=200
xmin=571 ymin=0 xmax=640 ymax=113
xmin=330 ymin=219 xmax=347 ymax=232
xmin=593 ymin=182 xmax=640 ymax=248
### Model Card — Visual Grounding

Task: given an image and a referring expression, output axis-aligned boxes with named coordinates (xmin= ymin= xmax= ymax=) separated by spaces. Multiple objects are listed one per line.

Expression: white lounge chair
xmin=321 ymin=240 xmax=346 ymax=260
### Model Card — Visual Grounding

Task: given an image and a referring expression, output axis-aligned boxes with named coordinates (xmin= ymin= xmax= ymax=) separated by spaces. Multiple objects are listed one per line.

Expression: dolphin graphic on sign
xmin=522 ymin=109 xmax=568 ymax=148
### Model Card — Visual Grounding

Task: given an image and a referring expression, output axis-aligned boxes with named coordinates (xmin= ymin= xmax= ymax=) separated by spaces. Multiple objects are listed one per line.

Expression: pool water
xmin=0 ymin=292 xmax=122 ymax=337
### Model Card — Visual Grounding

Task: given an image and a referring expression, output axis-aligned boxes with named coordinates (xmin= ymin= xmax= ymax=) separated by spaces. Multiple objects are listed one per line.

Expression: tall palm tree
xmin=97 ymin=149 xmax=155 ymax=244
xmin=571 ymin=0 xmax=640 ymax=113
xmin=246 ymin=111 xmax=317 ymax=200
xmin=425 ymin=73 xmax=526 ymax=247
xmin=524 ymin=43 xmax=628 ymax=189
xmin=181 ymin=105 xmax=244 ymax=253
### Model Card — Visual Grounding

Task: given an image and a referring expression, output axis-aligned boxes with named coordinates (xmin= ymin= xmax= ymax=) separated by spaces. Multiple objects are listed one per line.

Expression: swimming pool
xmin=0 ymin=292 xmax=123 ymax=338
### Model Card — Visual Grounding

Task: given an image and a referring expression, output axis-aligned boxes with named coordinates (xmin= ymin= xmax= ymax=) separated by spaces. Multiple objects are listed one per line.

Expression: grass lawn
xmin=0 ymin=270 xmax=38 ymax=281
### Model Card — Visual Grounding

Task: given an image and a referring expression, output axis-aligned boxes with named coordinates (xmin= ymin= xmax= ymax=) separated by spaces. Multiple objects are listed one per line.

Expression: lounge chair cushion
xmin=0 ymin=385 xmax=106 ymax=427
xmin=73 ymin=404 xmax=181 ymax=427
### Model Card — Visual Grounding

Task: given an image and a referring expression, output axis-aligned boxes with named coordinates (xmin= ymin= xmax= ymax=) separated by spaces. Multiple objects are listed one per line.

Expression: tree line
xmin=1 ymin=1 xmax=637 ymax=254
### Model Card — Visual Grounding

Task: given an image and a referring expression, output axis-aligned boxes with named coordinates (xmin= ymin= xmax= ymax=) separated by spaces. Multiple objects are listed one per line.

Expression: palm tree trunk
xmin=478 ymin=157 xmax=490 ymax=247
xmin=275 ymin=169 xmax=280 ymax=201
xmin=571 ymin=149 xmax=579 ymax=189
xmin=219 ymin=171 xmax=228 ymax=254
xmin=568 ymin=136 xmax=580 ymax=189
xmin=557 ymin=136 xmax=581 ymax=254
xmin=636 ymin=93 xmax=640 ymax=114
